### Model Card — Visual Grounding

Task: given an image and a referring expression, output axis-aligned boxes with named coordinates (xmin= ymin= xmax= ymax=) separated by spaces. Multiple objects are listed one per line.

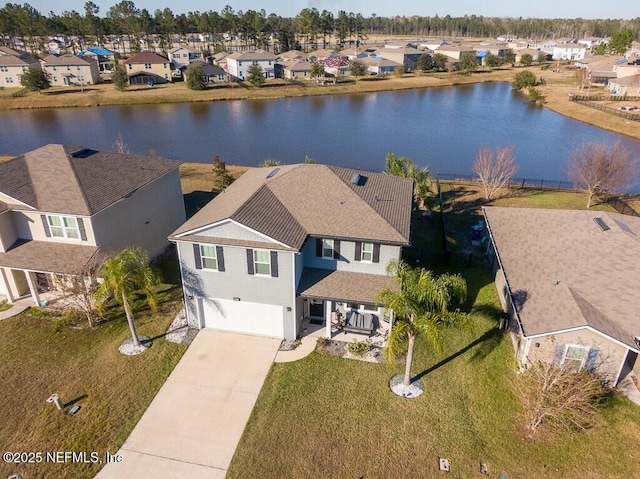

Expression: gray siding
xmin=301 ymin=238 xmax=400 ymax=274
xmin=178 ymin=240 xmax=296 ymax=339
xmin=197 ymin=220 xmax=279 ymax=244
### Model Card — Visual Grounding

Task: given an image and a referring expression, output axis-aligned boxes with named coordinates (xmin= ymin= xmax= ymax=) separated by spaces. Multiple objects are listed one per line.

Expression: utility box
xmin=46 ymin=393 xmax=64 ymax=410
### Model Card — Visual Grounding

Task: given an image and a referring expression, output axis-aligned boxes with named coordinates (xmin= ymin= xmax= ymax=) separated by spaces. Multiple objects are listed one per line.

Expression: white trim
xmin=198 ymin=244 xmax=218 ymax=271
xmin=291 ymin=252 xmax=298 ymax=339
xmin=174 ymin=218 xmax=290 ymax=248
xmin=561 ymin=344 xmax=590 ymax=371
xmin=614 ymin=350 xmax=633 ymax=386
xmin=252 ymin=248 xmax=271 ymax=276
xmin=526 ymin=325 xmax=639 ymax=353
xmin=321 ymin=238 xmax=335 ymax=259
xmin=360 ymin=241 xmax=374 ymax=262
xmin=0 ymin=192 xmax=33 ymax=209
xmin=175 ymin=242 xmax=193 ymax=326
xmin=522 ymin=337 xmax=532 ymax=365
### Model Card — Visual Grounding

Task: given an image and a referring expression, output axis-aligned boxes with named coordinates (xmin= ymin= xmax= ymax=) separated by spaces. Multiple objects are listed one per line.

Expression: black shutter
xmin=552 ymin=344 xmax=565 ymax=366
xmin=270 ymin=251 xmax=278 ymax=277
xmin=216 ymin=246 xmax=225 ymax=272
xmin=333 ymin=240 xmax=340 ymax=259
xmin=373 ymin=244 xmax=381 ymax=263
xmin=77 ymin=218 xmax=87 ymax=241
xmin=41 ymin=215 xmax=51 ymax=237
xmin=354 ymin=242 xmax=362 ymax=261
xmin=193 ymin=244 xmax=202 ymax=270
xmin=246 ymin=249 xmax=254 ymax=275
xmin=316 ymin=238 xmax=322 ymax=257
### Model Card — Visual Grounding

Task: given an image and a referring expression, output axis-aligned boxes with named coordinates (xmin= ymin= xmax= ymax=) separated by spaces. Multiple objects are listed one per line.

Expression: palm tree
xmin=376 ymin=260 xmax=468 ymax=388
xmin=384 ymin=153 xmax=433 ymax=209
xmin=95 ymin=247 xmax=162 ymax=347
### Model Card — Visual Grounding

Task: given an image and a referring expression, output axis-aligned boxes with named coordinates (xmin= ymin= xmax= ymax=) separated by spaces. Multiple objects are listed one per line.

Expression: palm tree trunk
xmin=122 ymin=292 xmax=140 ymax=346
xmin=403 ymin=332 xmax=417 ymax=386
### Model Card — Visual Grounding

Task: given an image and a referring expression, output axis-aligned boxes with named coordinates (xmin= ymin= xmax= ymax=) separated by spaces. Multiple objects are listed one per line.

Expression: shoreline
xmin=1 ymin=67 xmax=638 ymax=141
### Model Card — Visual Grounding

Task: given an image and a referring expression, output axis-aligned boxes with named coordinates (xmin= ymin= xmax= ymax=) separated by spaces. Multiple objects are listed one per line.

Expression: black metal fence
xmin=436 ymin=173 xmax=576 ymax=191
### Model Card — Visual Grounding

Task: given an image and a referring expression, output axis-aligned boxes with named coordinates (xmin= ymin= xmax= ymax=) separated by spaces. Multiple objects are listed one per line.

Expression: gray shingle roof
xmin=172 ymin=164 xmax=413 ymax=250
xmin=483 ymin=207 xmax=640 ymax=349
xmin=297 ymin=267 xmax=397 ymax=304
xmin=41 ymin=54 xmax=93 ymax=66
xmin=0 ymin=239 xmax=98 ymax=274
xmin=0 ymin=144 xmax=180 ymax=215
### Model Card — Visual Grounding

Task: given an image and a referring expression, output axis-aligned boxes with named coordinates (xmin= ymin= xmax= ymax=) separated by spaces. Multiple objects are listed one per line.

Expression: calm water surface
xmin=1 ymin=82 xmax=639 ymax=186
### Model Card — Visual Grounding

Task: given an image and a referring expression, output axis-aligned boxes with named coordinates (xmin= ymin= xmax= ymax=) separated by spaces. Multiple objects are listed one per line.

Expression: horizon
xmin=17 ymin=1 xmax=639 ymax=21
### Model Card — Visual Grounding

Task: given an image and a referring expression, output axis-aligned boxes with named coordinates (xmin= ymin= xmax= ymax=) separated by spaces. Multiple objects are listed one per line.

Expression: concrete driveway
xmin=96 ymin=330 xmax=280 ymax=479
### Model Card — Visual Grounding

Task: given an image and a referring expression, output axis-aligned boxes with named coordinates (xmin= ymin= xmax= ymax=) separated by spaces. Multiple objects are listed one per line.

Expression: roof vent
xmin=593 ymin=217 xmax=610 ymax=231
xmin=266 ymin=167 xmax=280 ymax=179
xmin=351 ymin=173 xmax=367 ymax=186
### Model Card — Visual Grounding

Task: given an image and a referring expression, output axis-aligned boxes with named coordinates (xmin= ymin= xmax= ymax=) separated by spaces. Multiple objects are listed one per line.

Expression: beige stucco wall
xmin=526 ymin=329 xmax=628 ymax=385
xmin=3 ymin=268 xmax=29 ymax=299
xmin=44 ymin=61 xmax=101 ymax=86
xmin=126 ymin=61 xmax=171 ymax=82
xmin=91 ymin=168 xmax=185 ymax=258
xmin=0 ymin=211 xmax=17 ymax=252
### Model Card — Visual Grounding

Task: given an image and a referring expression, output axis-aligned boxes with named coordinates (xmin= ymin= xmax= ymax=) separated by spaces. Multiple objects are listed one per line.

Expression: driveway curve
xmin=95 ymin=330 xmax=280 ymax=479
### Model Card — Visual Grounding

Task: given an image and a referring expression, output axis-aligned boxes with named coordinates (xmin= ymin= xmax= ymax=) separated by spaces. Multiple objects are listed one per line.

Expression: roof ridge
xmin=62 ymin=145 xmax=92 ymax=216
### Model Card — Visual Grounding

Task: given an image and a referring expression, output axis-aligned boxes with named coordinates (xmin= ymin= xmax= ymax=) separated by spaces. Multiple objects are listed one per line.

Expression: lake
xmin=1 ymin=82 xmax=639 ymax=187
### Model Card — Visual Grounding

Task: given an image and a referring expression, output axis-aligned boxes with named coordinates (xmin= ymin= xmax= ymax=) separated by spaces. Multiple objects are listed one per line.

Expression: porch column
xmin=0 ymin=268 xmax=15 ymax=304
xmin=24 ymin=271 xmax=40 ymax=306
xmin=325 ymin=300 xmax=332 ymax=339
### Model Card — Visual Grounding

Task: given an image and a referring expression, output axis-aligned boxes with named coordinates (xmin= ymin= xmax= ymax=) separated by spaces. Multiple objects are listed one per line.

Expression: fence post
xmin=521 ymin=179 xmax=525 ymax=189
xmin=540 ymin=179 xmax=544 ymax=188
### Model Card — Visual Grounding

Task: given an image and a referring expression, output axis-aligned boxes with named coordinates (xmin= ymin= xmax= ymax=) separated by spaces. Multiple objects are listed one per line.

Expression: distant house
xmin=484 ymin=207 xmax=640 ymax=386
xmin=515 ymin=48 xmax=543 ymax=63
xmin=282 ymin=60 xmax=314 ymax=80
xmin=377 ymin=46 xmax=423 ymax=70
xmin=186 ymin=60 xmax=227 ymax=83
xmin=168 ymin=45 xmax=203 ymax=73
xmin=307 ymin=49 xmax=341 ymax=63
xmin=226 ymin=50 xmax=276 ymax=81
xmin=436 ymin=44 xmax=477 ymax=64
xmin=577 ymin=37 xmax=607 ymax=49
xmin=0 ymin=144 xmax=185 ymax=306
xmin=362 ymin=57 xmax=402 ymax=75
xmin=124 ymin=51 xmax=172 ymax=84
xmin=552 ymin=43 xmax=587 ymax=61
xmin=317 ymin=56 xmax=350 ymax=77
xmin=276 ymin=50 xmax=308 ymax=63
xmin=0 ymin=47 xmax=41 ymax=87
xmin=46 ymin=38 xmax=65 ymax=55
xmin=607 ymin=75 xmax=640 ymax=95
xmin=79 ymin=47 xmax=117 ymax=75
xmin=40 ymin=54 xmax=100 ymax=86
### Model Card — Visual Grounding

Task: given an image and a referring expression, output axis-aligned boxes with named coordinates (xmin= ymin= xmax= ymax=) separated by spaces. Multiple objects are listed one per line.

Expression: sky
xmin=22 ymin=0 xmax=638 ymax=20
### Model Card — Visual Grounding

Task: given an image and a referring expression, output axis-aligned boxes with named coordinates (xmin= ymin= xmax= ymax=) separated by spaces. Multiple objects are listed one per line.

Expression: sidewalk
xmin=0 ymin=296 xmax=33 ymax=321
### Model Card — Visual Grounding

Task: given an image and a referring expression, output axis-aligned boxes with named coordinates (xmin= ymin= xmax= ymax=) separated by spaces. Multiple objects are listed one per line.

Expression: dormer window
xmin=47 ymin=215 xmax=80 ymax=239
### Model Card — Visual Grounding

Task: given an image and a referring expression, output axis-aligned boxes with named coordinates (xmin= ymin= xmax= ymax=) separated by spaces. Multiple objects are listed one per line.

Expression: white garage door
xmin=199 ymin=298 xmax=284 ymax=339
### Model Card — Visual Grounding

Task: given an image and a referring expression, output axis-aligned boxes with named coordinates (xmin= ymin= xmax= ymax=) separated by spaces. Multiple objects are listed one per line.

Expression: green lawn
xmin=0 ymin=285 xmax=187 ymax=479
xmin=227 ymin=269 xmax=640 ymax=479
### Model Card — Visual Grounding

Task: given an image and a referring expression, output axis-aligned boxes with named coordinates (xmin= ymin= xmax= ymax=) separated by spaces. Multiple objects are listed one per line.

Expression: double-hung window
xmin=361 ymin=242 xmax=374 ymax=262
xmin=322 ymin=239 xmax=334 ymax=259
xmin=562 ymin=345 xmax=589 ymax=372
xmin=200 ymin=245 xmax=218 ymax=270
xmin=253 ymin=250 xmax=271 ymax=275
xmin=48 ymin=215 xmax=80 ymax=239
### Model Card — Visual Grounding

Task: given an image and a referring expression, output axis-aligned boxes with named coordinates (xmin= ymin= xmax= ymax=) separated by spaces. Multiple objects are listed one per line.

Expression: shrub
xmin=512 ymin=70 xmax=537 ymax=89
xmin=346 ymin=339 xmax=372 ymax=356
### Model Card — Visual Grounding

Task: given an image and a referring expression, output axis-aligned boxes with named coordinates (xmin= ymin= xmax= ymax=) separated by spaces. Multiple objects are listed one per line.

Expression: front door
xmin=308 ymin=299 xmax=324 ymax=324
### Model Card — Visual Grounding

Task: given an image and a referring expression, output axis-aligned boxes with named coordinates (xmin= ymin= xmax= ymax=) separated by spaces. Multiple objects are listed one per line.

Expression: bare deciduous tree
xmin=52 ymin=252 xmax=107 ymax=328
xmin=568 ymin=141 xmax=640 ymax=208
xmin=113 ymin=133 xmax=129 ymax=154
xmin=512 ymin=362 xmax=604 ymax=434
xmin=473 ymin=145 xmax=518 ymax=200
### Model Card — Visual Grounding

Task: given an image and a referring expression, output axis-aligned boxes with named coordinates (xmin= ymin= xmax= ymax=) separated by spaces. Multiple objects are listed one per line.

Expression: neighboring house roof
xmin=609 ymin=75 xmax=640 ymax=87
xmin=0 ymin=46 xmax=29 ymax=57
xmin=438 ymin=45 xmax=476 ymax=52
xmin=172 ymin=164 xmax=413 ymax=249
xmin=298 ymin=267 xmax=397 ymax=304
xmin=227 ymin=50 xmax=276 ymax=61
xmin=189 ymin=61 xmax=225 ymax=76
xmin=363 ymin=57 xmax=402 ymax=68
xmin=0 ymin=55 xmax=38 ymax=66
xmin=0 ymin=238 xmax=98 ymax=274
xmin=41 ymin=53 xmax=93 ymax=66
xmin=483 ymin=207 xmax=640 ymax=350
xmin=79 ymin=47 xmax=114 ymax=56
xmin=277 ymin=50 xmax=308 ymax=61
xmin=169 ymin=46 xmax=197 ymax=54
xmin=0 ymin=144 xmax=180 ymax=216
xmin=284 ymin=60 xmax=313 ymax=72
xmin=318 ymin=56 xmax=350 ymax=68
xmin=124 ymin=51 xmax=169 ymax=65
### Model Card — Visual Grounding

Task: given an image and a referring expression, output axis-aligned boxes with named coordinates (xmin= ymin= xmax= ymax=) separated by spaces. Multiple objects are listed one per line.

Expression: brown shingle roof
xmin=124 ymin=51 xmax=169 ymax=65
xmin=227 ymin=50 xmax=276 ymax=61
xmin=41 ymin=54 xmax=93 ymax=66
xmin=297 ymin=267 xmax=397 ymax=304
xmin=0 ymin=239 xmax=98 ymax=274
xmin=0 ymin=144 xmax=180 ymax=215
xmin=171 ymin=164 xmax=413 ymax=249
xmin=483 ymin=207 xmax=640 ymax=349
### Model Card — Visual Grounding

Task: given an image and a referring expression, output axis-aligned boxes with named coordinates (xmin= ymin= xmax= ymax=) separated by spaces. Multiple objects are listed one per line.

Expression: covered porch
xmin=296 ymin=267 xmax=396 ymax=342
xmin=0 ymin=239 xmax=98 ymax=306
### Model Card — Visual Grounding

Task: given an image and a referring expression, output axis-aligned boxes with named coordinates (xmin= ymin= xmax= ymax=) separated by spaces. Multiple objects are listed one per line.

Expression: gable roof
xmin=227 ymin=50 xmax=276 ymax=61
xmin=0 ymin=144 xmax=180 ymax=216
xmin=172 ymin=164 xmax=413 ymax=250
xmin=483 ymin=207 xmax=640 ymax=350
xmin=124 ymin=51 xmax=169 ymax=65
xmin=41 ymin=54 xmax=93 ymax=66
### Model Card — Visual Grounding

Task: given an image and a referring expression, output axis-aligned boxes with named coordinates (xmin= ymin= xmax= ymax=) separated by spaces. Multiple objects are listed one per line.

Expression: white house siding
xmin=196 ymin=220 xmax=278 ymax=244
xmin=91 ymin=168 xmax=185 ymax=258
xmin=44 ymin=61 xmax=100 ymax=86
xmin=526 ymin=329 xmax=628 ymax=385
xmin=301 ymin=238 xmax=400 ymax=275
xmin=177 ymin=241 xmax=296 ymax=340
xmin=0 ymin=211 xmax=17 ymax=252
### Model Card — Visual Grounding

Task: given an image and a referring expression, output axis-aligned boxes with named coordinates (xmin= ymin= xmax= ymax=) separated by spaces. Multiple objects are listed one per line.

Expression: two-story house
xmin=124 ymin=51 xmax=172 ymax=85
xmin=226 ymin=50 xmax=276 ymax=81
xmin=552 ymin=43 xmax=587 ymax=61
xmin=79 ymin=47 xmax=117 ymax=76
xmin=168 ymin=46 xmax=203 ymax=74
xmin=169 ymin=164 xmax=413 ymax=341
xmin=0 ymin=46 xmax=41 ymax=87
xmin=0 ymin=144 xmax=185 ymax=306
xmin=40 ymin=53 xmax=101 ymax=86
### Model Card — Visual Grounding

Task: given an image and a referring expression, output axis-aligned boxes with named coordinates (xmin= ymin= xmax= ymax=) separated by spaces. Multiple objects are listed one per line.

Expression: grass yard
xmin=0 ymin=285 xmax=187 ymax=479
xmin=227 ymin=269 xmax=640 ymax=479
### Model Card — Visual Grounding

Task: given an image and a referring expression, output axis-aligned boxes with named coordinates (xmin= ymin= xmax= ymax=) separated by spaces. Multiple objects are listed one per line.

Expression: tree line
xmin=1 ymin=2 xmax=638 ymax=55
